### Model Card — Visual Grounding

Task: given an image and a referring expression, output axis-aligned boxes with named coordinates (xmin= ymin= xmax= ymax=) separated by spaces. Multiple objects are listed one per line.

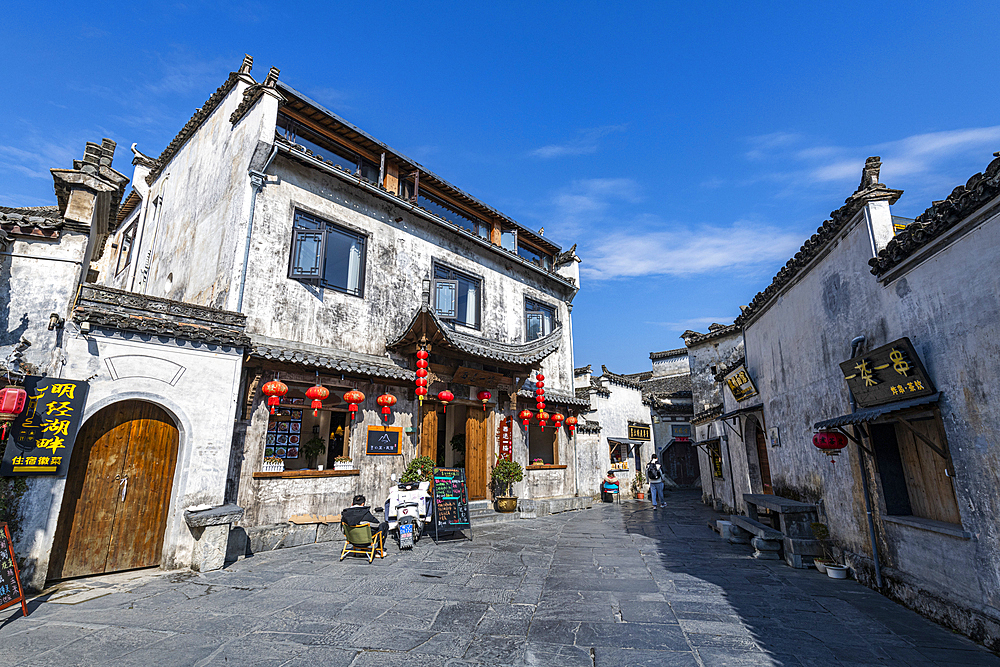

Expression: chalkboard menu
xmin=1 ymin=376 xmax=89 ymax=477
xmin=366 ymin=426 xmax=402 ymax=456
xmin=432 ymin=467 xmax=470 ymax=533
xmin=0 ymin=523 xmax=27 ymax=617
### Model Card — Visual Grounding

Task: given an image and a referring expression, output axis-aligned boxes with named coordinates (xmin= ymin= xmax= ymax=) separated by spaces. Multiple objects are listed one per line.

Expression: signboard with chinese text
xmin=431 ymin=467 xmax=470 ymax=533
xmin=627 ymin=424 xmax=651 ymax=441
xmin=497 ymin=416 xmax=513 ymax=461
xmin=709 ymin=441 xmax=724 ymax=478
xmin=671 ymin=424 xmax=692 ymax=440
xmin=1 ymin=376 xmax=88 ymax=477
xmin=724 ymin=364 xmax=759 ymax=402
xmin=365 ymin=426 xmax=402 ymax=455
xmin=840 ymin=337 xmax=936 ymax=408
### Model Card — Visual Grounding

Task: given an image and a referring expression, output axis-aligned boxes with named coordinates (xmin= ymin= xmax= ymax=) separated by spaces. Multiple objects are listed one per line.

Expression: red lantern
xmin=305 ymin=384 xmax=329 ymax=416
xmin=551 ymin=413 xmax=564 ymax=429
xmin=536 ymin=380 xmax=544 ymax=389
xmin=565 ymin=415 xmax=578 ymax=434
xmin=437 ymin=390 xmax=454 ymax=412
xmin=535 ymin=388 xmax=545 ymax=397
xmin=477 ymin=390 xmax=492 ymax=411
xmin=416 ymin=368 xmax=428 ymax=378
xmin=536 ymin=373 xmax=544 ymax=382
xmin=261 ymin=380 xmax=288 ymax=414
xmin=0 ymin=385 xmax=27 ymax=440
xmin=377 ymin=393 xmax=397 ymax=421
xmin=416 ymin=359 xmax=429 ymax=369
xmin=536 ymin=401 xmax=546 ymax=410
xmin=519 ymin=409 xmax=534 ymax=427
xmin=537 ymin=410 xmax=549 ymax=428
xmin=813 ymin=430 xmax=848 ymax=463
xmin=415 ymin=378 xmax=428 ymax=387
xmin=344 ymin=390 xmax=365 ymax=420
xmin=415 ymin=387 xmax=428 ymax=398
xmin=417 ymin=350 xmax=429 ymax=360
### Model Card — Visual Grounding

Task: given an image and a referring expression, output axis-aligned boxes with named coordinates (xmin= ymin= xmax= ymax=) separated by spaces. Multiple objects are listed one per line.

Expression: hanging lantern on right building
xmin=813 ymin=430 xmax=848 ymax=463
xmin=261 ymin=379 xmax=288 ymax=414
xmin=0 ymin=385 xmax=27 ymax=440
xmin=344 ymin=390 xmax=366 ymax=420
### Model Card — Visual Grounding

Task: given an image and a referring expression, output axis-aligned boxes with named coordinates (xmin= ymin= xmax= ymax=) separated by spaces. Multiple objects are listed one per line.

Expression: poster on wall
xmin=1 ymin=377 xmax=89 ymax=477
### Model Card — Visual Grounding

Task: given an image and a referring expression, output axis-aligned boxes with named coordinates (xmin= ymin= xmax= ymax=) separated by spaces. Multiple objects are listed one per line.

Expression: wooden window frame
xmin=524 ymin=296 xmax=558 ymax=342
xmin=288 ymin=209 xmax=367 ymax=298
xmin=115 ymin=219 xmax=138 ymax=277
xmin=432 ymin=260 xmax=482 ymax=330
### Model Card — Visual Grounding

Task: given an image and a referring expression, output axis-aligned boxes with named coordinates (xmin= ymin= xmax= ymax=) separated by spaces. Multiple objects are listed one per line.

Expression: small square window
xmin=525 ymin=298 xmax=556 ymax=341
xmin=288 ymin=210 xmax=366 ymax=297
xmin=433 ymin=263 xmax=480 ymax=328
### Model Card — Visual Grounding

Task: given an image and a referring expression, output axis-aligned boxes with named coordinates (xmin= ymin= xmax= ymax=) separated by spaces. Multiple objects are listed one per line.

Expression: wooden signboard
xmin=1 ymin=376 xmax=89 ymax=477
xmin=840 ymin=337 xmax=936 ymax=409
xmin=432 ymin=467 xmax=471 ymax=539
xmin=497 ymin=416 xmax=513 ymax=461
xmin=0 ymin=522 xmax=28 ymax=617
xmin=628 ymin=424 xmax=651 ymax=441
xmin=365 ymin=426 xmax=402 ymax=455
xmin=724 ymin=364 xmax=759 ymax=402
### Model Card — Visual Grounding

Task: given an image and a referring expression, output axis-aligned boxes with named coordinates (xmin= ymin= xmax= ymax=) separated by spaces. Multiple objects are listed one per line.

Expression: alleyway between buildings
xmin=1 ymin=491 xmax=996 ymax=667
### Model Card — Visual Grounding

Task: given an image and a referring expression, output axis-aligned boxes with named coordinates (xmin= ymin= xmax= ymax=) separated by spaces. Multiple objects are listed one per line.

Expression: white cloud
xmin=644 ymin=316 xmax=738 ymax=330
xmin=530 ymin=125 xmax=627 ymax=159
xmin=582 ymin=222 xmax=802 ymax=280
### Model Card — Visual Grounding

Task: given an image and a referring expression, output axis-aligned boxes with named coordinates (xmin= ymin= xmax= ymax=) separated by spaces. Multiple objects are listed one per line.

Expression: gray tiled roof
xmin=517 ymin=387 xmax=591 ymax=408
xmin=249 ymin=335 xmax=414 ymax=381
xmin=640 ymin=374 xmax=691 ymax=398
xmin=650 ymin=348 xmax=687 ymax=360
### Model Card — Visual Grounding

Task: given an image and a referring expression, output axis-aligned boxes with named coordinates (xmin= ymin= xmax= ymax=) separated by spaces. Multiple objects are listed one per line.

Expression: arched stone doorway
xmin=49 ymin=400 xmax=179 ymax=580
xmin=744 ymin=415 xmax=773 ymax=494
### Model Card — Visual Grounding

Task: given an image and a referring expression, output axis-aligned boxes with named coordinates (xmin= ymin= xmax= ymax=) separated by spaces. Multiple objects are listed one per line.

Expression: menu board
xmin=0 ymin=523 xmax=27 ymax=616
xmin=366 ymin=426 xmax=402 ymax=455
xmin=432 ymin=467 xmax=470 ymax=532
xmin=265 ymin=407 xmax=302 ymax=459
xmin=1 ymin=376 xmax=89 ymax=477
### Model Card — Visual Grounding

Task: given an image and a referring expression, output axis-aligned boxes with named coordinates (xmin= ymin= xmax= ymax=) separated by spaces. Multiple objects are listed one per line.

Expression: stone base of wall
xmin=847 ymin=550 xmax=1000 ymax=651
xmin=227 ymin=522 xmax=345 ymax=563
xmin=518 ymin=495 xmax=594 ymax=518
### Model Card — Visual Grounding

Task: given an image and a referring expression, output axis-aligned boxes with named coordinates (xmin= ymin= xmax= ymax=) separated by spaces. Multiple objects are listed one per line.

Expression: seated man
xmin=341 ymin=494 xmax=388 ymax=544
xmin=601 ymin=470 xmax=620 ymax=503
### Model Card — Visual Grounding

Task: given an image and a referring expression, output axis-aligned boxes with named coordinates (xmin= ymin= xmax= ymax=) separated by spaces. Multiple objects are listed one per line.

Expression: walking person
xmin=646 ymin=455 xmax=666 ymax=509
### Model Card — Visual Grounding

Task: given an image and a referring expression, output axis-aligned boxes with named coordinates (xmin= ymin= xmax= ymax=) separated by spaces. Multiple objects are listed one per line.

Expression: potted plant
xmin=632 ymin=466 xmax=646 ymax=500
xmin=332 ymin=455 xmax=353 ymax=471
xmin=811 ymin=522 xmax=834 ymax=573
xmin=491 ymin=459 xmax=524 ymax=513
xmin=262 ymin=456 xmax=284 ymax=473
xmin=531 ymin=458 xmax=544 ymax=466
xmin=302 ymin=434 xmax=327 ymax=469
xmin=400 ymin=456 xmax=436 ymax=484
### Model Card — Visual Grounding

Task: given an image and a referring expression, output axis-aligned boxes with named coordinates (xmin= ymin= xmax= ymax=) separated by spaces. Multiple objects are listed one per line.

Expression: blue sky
xmin=3 ymin=2 xmax=999 ymax=373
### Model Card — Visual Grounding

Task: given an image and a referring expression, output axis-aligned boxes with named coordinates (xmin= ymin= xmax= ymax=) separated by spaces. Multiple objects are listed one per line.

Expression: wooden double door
xmin=421 ymin=405 xmax=491 ymax=500
xmin=49 ymin=401 xmax=179 ymax=580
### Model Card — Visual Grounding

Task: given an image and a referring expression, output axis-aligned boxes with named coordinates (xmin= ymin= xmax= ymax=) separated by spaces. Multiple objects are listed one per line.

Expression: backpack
xmin=646 ymin=461 xmax=662 ymax=481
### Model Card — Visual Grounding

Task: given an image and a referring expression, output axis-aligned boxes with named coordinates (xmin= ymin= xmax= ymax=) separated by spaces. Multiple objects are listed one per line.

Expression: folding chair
xmin=340 ymin=523 xmax=386 ymax=563
xmin=602 ymin=483 xmax=621 ymax=504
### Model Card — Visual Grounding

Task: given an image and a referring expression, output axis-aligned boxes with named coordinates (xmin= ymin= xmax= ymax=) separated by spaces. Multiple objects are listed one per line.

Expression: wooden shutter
xmin=466 ymin=409 xmax=489 ymax=500
xmin=289 ymin=228 xmax=326 ymax=281
xmin=420 ymin=405 xmax=438 ymax=460
xmin=432 ymin=280 xmax=459 ymax=319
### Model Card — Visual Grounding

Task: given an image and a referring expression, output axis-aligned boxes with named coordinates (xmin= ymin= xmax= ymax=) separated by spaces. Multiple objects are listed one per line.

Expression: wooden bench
xmin=729 ymin=515 xmax=783 ymax=560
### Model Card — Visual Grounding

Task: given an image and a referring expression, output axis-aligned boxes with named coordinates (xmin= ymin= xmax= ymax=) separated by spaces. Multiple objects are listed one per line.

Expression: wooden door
xmin=754 ymin=423 xmax=773 ymax=494
xmin=420 ymin=404 xmax=438 ymax=461
xmin=465 ymin=409 xmax=489 ymax=500
xmin=50 ymin=401 xmax=179 ymax=580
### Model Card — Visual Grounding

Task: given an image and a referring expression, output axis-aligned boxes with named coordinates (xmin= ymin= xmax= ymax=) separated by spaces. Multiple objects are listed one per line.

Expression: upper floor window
xmin=115 ymin=220 xmax=137 ymax=276
xmin=432 ymin=263 xmax=480 ymax=329
xmin=525 ymin=298 xmax=555 ymax=341
xmin=278 ymin=114 xmax=380 ymax=184
xmin=517 ymin=241 xmax=552 ymax=270
xmin=288 ymin=210 xmax=366 ymax=297
xmin=418 ymin=190 xmax=491 ymax=240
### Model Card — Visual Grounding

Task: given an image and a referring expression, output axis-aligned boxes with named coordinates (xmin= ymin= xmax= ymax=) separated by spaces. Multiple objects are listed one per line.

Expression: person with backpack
xmin=647 ymin=455 xmax=666 ymax=509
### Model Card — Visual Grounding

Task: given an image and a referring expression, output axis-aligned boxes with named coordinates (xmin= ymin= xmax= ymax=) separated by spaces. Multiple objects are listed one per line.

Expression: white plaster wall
xmin=743 ymin=201 xmax=1000 ymax=612
xmin=14 ymin=329 xmax=243 ymax=589
xmin=652 ymin=354 xmax=688 ymax=377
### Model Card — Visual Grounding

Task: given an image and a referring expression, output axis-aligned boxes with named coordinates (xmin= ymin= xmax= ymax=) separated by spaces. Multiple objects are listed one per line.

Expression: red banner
xmin=497 ymin=416 xmax=513 ymax=461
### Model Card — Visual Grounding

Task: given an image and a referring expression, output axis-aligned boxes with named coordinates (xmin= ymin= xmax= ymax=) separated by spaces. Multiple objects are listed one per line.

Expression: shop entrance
xmin=420 ymin=402 xmax=491 ymax=500
xmin=745 ymin=416 xmax=772 ymax=494
xmin=49 ymin=400 xmax=179 ymax=580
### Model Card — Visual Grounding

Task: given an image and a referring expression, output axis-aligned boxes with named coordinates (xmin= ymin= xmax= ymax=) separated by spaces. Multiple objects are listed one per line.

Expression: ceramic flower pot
xmin=636 ymin=492 xmax=645 ymax=500
xmin=495 ymin=496 xmax=518 ymax=513
xmin=814 ymin=560 xmax=829 ymax=574
xmin=826 ymin=564 xmax=849 ymax=579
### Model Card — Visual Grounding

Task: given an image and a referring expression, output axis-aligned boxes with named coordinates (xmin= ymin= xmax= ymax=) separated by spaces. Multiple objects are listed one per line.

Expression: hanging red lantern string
xmin=415 ymin=348 xmax=430 ymax=404
xmin=0 ymin=385 xmax=27 ymax=440
xmin=344 ymin=390 xmax=365 ymax=421
xmin=534 ymin=372 xmax=545 ymax=411
xmin=565 ymin=415 xmax=578 ymax=435
xmin=477 ymin=390 xmax=492 ymax=411
xmin=377 ymin=393 xmax=397 ymax=421
xmin=537 ymin=410 xmax=550 ymax=429
xmin=305 ymin=375 xmax=329 ymax=417
xmin=813 ymin=430 xmax=848 ymax=464
xmin=437 ymin=390 xmax=454 ymax=413
xmin=518 ymin=409 xmax=534 ymax=427
xmin=261 ymin=378 xmax=288 ymax=414
xmin=551 ymin=413 xmax=564 ymax=430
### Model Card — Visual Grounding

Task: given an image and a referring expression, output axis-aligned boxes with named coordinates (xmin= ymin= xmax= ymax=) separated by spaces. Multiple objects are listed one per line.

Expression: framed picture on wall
xmin=768 ymin=426 xmax=781 ymax=448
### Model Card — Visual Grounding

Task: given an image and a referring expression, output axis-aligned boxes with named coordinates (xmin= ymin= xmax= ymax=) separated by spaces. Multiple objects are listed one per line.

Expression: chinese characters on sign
xmin=1 ymin=377 xmax=89 ymax=477
xmin=709 ymin=441 xmax=724 ymax=478
xmin=724 ymin=364 xmax=759 ymax=402
xmin=497 ymin=416 xmax=513 ymax=461
xmin=839 ymin=338 xmax=936 ymax=408
xmin=627 ymin=424 xmax=651 ymax=441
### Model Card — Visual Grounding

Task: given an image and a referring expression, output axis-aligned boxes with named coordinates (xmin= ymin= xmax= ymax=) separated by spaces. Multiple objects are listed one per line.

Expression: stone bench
xmin=729 ymin=515 xmax=783 ymax=560
xmin=743 ymin=494 xmax=823 ymax=569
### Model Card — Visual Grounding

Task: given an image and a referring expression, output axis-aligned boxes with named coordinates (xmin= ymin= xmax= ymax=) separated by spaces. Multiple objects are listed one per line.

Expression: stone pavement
xmin=1 ymin=491 xmax=998 ymax=666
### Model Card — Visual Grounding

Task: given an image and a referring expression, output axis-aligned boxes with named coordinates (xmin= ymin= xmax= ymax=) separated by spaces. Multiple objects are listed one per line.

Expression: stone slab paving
xmin=1 ymin=490 xmax=998 ymax=666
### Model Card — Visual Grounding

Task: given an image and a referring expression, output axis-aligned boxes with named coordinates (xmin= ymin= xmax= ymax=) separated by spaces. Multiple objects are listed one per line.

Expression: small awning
xmin=607 ymin=437 xmax=647 ymax=454
xmin=814 ymin=393 xmax=940 ymax=429
xmin=719 ymin=404 xmax=763 ymax=420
